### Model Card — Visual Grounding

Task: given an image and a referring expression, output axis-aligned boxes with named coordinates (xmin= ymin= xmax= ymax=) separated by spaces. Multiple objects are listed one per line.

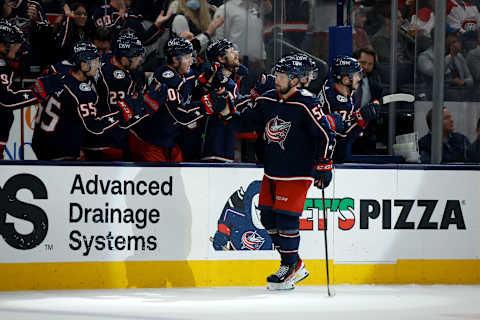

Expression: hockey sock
xmin=276 ymin=214 xmax=300 ymax=265
xmin=260 ymin=209 xmax=280 ymax=250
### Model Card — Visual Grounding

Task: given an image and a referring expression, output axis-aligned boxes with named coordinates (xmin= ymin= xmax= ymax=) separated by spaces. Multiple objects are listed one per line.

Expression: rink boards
xmin=0 ymin=162 xmax=479 ymax=290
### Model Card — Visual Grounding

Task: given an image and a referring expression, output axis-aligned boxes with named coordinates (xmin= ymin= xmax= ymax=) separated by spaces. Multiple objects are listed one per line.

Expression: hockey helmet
xmin=113 ymin=32 xmax=145 ymax=60
xmin=164 ymin=37 xmax=194 ymax=58
xmin=72 ymin=41 xmax=100 ymax=66
xmin=293 ymin=53 xmax=318 ymax=80
xmin=330 ymin=55 xmax=362 ymax=82
xmin=206 ymin=39 xmax=236 ymax=62
xmin=274 ymin=55 xmax=307 ymax=80
xmin=0 ymin=19 xmax=24 ymax=44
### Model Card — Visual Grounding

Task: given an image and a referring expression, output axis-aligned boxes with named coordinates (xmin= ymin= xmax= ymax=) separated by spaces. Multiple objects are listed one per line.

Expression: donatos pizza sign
xmin=301 ymin=198 xmax=466 ymax=231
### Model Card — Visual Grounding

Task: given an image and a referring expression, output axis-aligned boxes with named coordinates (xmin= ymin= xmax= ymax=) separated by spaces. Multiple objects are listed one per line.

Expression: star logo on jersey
xmin=264 ymin=116 xmax=291 ymax=150
xmin=108 ymin=116 xmax=115 ymax=123
xmin=23 ymin=93 xmax=29 ymax=99
xmin=241 ymin=231 xmax=265 ymax=250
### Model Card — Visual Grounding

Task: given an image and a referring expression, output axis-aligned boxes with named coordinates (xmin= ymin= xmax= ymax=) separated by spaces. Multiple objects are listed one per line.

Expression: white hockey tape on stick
xmin=382 ymin=93 xmax=415 ymax=104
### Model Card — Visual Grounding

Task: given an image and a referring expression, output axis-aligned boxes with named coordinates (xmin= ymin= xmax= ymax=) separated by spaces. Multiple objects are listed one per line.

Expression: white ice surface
xmin=0 ymin=285 xmax=479 ymax=320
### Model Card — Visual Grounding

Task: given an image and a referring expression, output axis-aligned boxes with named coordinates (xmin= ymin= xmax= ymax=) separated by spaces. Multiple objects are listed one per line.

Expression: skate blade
xmin=295 ymin=269 xmax=309 ymax=284
xmin=266 ymin=280 xmax=295 ymax=291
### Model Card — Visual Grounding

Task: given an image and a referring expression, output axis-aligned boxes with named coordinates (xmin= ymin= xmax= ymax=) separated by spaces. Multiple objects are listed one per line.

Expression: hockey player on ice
xmin=317 ymin=55 xmax=381 ymax=162
xmin=210 ymin=180 xmax=274 ymax=251
xmin=226 ymin=55 xmax=341 ymax=290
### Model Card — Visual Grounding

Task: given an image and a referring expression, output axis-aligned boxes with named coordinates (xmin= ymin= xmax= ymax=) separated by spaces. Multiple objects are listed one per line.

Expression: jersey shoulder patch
xmin=336 ymin=94 xmax=348 ymax=103
xmin=154 ymin=66 xmax=182 ymax=88
xmin=299 ymin=89 xmax=314 ymax=97
xmin=113 ymin=69 xmax=125 ymax=79
xmin=162 ymin=70 xmax=174 ymax=79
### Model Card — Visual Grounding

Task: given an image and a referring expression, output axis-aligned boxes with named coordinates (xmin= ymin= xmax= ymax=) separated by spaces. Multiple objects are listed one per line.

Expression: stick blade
xmin=382 ymin=93 xmax=415 ymax=104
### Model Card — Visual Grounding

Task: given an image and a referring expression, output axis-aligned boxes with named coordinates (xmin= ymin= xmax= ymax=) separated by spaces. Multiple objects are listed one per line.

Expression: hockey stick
xmin=382 ymin=93 xmax=415 ymax=104
xmin=321 ymin=187 xmax=333 ymax=297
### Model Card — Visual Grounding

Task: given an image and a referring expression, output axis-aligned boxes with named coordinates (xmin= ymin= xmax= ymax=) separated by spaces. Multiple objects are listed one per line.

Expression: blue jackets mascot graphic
xmin=211 ymin=180 xmax=274 ymax=251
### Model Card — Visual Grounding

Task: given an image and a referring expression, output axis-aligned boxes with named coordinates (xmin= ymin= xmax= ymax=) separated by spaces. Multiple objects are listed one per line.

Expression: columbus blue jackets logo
xmin=241 ymin=231 xmax=265 ymax=250
xmin=210 ymin=181 xmax=273 ymax=251
xmin=264 ymin=116 xmax=291 ymax=150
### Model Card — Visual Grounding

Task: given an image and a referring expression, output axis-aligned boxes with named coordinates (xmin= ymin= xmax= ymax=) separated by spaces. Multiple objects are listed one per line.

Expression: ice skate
xmin=293 ymin=259 xmax=309 ymax=284
xmin=266 ymin=260 xmax=304 ymax=290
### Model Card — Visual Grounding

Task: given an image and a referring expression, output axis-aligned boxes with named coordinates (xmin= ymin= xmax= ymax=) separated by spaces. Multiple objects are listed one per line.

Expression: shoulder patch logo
xmin=0 ymin=59 xmax=6 ymax=67
xmin=79 ymin=83 xmax=91 ymax=91
xmin=162 ymin=70 xmax=174 ymax=79
xmin=336 ymin=94 xmax=348 ymax=103
xmin=264 ymin=116 xmax=291 ymax=150
xmin=113 ymin=70 xmax=125 ymax=79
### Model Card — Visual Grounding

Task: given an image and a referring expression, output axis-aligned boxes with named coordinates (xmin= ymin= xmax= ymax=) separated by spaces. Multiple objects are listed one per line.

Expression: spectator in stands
xmin=93 ymin=28 xmax=113 ymax=56
xmin=170 ymin=0 xmax=224 ymax=53
xmin=55 ymin=2 xmax=96 ymax=62
xmin=447 ymin=0 xmax=480 ymax=51
xmin=467 ymin=117 xmax=480 ymax=162
xmin=466 ymin=30 xmax=480 ymax=82
xmin=214 ymin=0 xmax=271 ymax=89
xmin=371 ymin=5 xmax=413 ymax=64
xmin=418 ymin=107 xmax=470 ymax=163
xmin=353 ymin=8 xmax=372 ymax=51
xmin=352 ymin=47 xmax=383 ymax=155
xmin=445 ymin=32 xmax=474 ymax=88
xmin=410 ymin=0 xmax=435 ymax=39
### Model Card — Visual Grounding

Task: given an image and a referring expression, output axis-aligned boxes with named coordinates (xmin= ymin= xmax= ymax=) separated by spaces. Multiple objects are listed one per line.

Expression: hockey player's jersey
xmin=202 ymin=76 xmax=240 ymax=162
xmin=92 ymin=3 xmax=165 ymax=45
xmin=318 ymin=79 xmax=363 ymax=139
xmin=232 ymin=88 xmax=336 ymax=179
xmin=0 ymin=58 xmax=38 ymax=147
xmin=131 ymin=65 xmax=204 ymax=147
xmin=84 ymin=55 xmax=139 ymax=151
xmin=32 ymin=70 xmax=120 ymax=159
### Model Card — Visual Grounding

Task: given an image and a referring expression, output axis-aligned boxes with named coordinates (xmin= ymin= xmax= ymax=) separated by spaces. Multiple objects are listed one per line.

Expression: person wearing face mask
xmin=170 ymin=0 xmax=224 ymax=53
xmin=318 ymin=56 xmax=380 ymax=163
xmin=31 ymin=41 xmax=145 ymax=160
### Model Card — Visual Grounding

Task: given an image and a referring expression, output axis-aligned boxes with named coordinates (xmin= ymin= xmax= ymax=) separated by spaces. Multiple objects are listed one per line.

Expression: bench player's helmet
xmin=274 ymin=55 xmax=307 ymax=81
xmin=113 ymin=32 xmax=145 ymax=61
xmin=206 ymin=39 xmax=235 ymax=63
xmin=330 ymin=55 xmax=362 ymax=82
xmin=164 ymin=37 xmax=194 ymax=58
xmin=0 ymin=19 xmax=24 ymax=44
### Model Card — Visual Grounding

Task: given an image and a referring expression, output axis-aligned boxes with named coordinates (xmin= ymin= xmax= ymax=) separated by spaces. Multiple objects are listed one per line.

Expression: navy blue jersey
xmin=131 ymin=65 xmax=204 ymax=147
xmin=318 ymin=79 xmax=364 ymax=162
xmin=0 ymin=59 xmax=38 ymax=146
xmin=202 ymin=76 xmax=240 ymax=162
xmin=92 ymin=4 xmax=165 ymax=46
xmin=318 ymin=79 xmax=363 ymax=139
xmin=47 ymin=60 xmax=74 ymax=75
xmin=84 ymin=56 xmax=139 ymax=151
xmin=32 ymin=70 xmax=120 ymax=160
xmin=232 ymin=88 xmax=335 ymax=179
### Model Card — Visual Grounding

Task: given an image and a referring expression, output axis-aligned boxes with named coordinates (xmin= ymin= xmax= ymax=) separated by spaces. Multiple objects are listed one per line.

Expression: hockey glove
xmin=31 ymin=73 xmax=65 ymax=103
xmin=358 ymin=102 xmax=381 ymax=121
xmin=236 ymin=64 xmax=248 ymax=78
xmin=115 ymin=97 xmax=149 ymax=129
xmin=212 ymin=223 xmax=231 ymax=250
xmin=143 ymin=83 xmax=167 ymax=114
xmin=201 ymin=89 xmax=230 ymax=115
xmin=312 ymin=158 xmax=333 ymax=189
xmin=198 ymin=62 xmax=225 ymax=91
xmin=250 ymin=74 xmax=275 ymax=101
xmin=219 ymin=91 xmax=237 ymax=121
